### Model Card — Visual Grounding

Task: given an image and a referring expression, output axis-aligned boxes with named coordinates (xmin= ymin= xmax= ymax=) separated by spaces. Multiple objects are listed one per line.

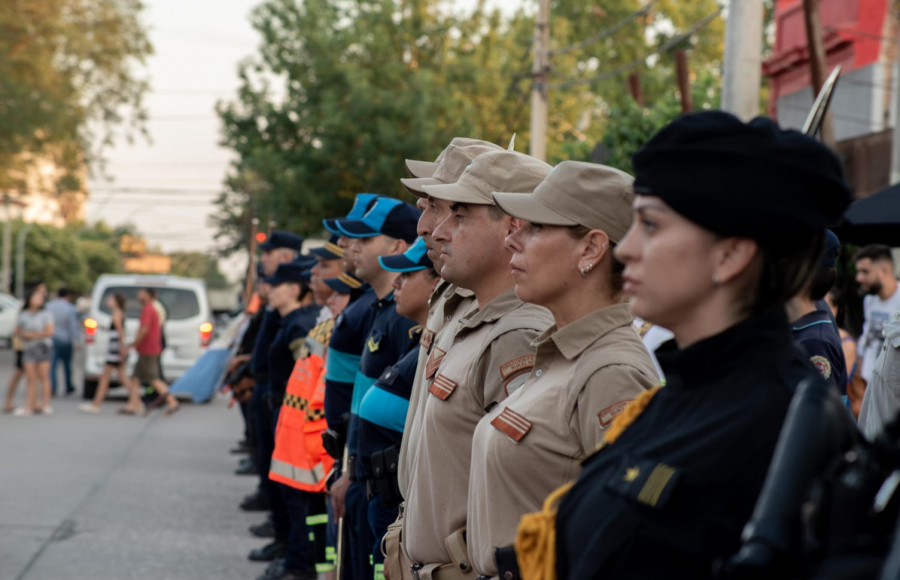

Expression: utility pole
xmin=627 ymin=73 xmax=644 ymax=105
xmin=721 ymin=0 xmax=763 ymax=120
xmin=802 ymin=0 xmax=835 ymax=147
xmin=245 ymin=217 xmax=258 ymax=307
xmin=530 ymin=0 xmax=550 ymax=161
xmin=15 ymin=223 xmax=33 ymax=300
xmin=1 ymin=196 xmax=11 ymax=295
xmin=675 ymin=50 xmax=694 ymax=113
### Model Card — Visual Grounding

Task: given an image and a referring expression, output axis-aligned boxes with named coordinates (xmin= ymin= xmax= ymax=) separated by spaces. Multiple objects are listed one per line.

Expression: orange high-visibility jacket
xmin=270 ymin=320 xmax=335 ymax=492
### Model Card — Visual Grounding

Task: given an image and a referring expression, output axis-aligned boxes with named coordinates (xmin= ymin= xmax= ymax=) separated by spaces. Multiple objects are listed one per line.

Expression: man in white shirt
xmin=855 ymin=245 xmax=900 ymax=385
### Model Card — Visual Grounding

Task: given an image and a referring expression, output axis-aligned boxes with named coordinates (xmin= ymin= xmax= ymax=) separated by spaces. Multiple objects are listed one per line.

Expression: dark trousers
xmin=253 ymin=385 xmax=289 ymax=542
xmin=51 ymin=339 xmax=74 ymax=394
xmin=368 ymin=495 xmax=398 ymax=579
xmin=346 ymin=479 xmax=373 ymax=580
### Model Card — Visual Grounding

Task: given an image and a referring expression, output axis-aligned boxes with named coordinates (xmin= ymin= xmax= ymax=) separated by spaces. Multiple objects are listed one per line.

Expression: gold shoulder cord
xmin=514 ymin=385 xmax=664 ymax=580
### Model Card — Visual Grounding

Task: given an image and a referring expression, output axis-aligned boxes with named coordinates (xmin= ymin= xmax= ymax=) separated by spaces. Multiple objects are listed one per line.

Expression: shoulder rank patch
xmin=424 ymin=348 xmax=446 ymax=379
xmin=429 ymin=373 xmax=457 ymax=401
xmin=409 ymin=325 xmax=423 ymax=341
xmin=420 ymin=328 xmax=435 ymax=350
xmin=599 ymin=399 xmax=634 ymax=429
xmin=606 ymin=458 xmax=680 ymax=509
xmin=367 ymin=336 xmax=381 ymax=353
xmin=810 ymin=355 xmax=832 ymax=379
xmin=491 ymin=407 xmax=533 ymax=443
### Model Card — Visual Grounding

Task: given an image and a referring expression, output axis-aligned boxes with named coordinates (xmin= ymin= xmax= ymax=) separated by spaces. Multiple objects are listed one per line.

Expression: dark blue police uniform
xmin=792 ymin=308 xmax=847 ymax=395
xmin=268 ymin=303 xmax=324 ymax=575
xmin=346 ymin=292 xmax=419 ymax=580
xmin=358 ymin=336 xmax=421 ymax=578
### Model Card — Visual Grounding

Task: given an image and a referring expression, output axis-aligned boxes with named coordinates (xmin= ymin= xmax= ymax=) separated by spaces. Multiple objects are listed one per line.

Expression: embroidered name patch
xmin=490 ymin=407 xmax=533 ymax=443
xmin=599 ymin=399 xmax=634 ymax=429
xmin=424 ymin=348 xmax=446 ymax=379
xmin=429 ymin=374 xmax=458 ymax=401
xmin=500 ymin=355 xmax=536 ymax=379
xmin=810 ymin=355 xmax=832 ymax=379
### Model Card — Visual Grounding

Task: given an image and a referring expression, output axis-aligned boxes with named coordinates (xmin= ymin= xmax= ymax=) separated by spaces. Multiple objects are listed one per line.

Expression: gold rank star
xmin=624 ymin=467 xmax=640 ymax=482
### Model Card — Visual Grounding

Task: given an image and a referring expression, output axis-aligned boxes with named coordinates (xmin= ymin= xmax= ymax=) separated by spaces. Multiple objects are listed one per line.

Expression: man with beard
xmin=854 ymin=245 xmax=900 ymax=394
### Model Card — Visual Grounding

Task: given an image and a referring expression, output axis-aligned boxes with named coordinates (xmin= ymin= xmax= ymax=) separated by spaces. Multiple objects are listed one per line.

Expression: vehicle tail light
xmin=200 ymin=322 xmax=213 ymax=348
xmin=84 ymin=318 xmax=98 ymax=345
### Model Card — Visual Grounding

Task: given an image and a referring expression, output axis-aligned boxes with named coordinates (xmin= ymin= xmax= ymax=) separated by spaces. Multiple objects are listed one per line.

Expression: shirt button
xmin=535 ymin=369 xmax=543 ymax=377
xmin=504 ymin=573 xmax=514 ymax=580
xmin=446 ymin=315 xmax=451 ymax=321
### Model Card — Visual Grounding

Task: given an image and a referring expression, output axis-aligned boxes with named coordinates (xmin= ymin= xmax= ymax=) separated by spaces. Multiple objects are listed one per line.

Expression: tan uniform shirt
xmin=466 ymin=304 xmax=660 ymax=576
xmin=399 ymin=281 xmax=475 ymax=498
xmin=404 ymin=287 xmax=553 ymax=565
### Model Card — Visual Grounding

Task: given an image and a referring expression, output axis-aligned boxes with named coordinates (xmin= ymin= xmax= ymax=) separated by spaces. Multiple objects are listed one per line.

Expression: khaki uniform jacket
xmin=398 ymin=281 xmax=475 ymax=499
xmin=465 ymin=303 xmax=659 ymax=576
xmin=404 ymin=287 xmax=553 ymax=565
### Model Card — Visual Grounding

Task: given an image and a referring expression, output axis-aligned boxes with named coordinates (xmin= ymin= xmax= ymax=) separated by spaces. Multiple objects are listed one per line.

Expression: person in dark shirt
xmin=789 ymin=230 xmax=847 ymax=395
xmin=357 ymin=237 xmax=439 ymax=580
xmin=518 ymin=112 xmax=854 ymax=580
xmin=330 ymin=196 xmax=421 ymax=580
xmin=262 ymin=262 xmax=323 ymax=580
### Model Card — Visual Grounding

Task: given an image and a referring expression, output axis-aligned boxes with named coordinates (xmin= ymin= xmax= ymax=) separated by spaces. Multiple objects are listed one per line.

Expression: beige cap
xmin=401 ymin=142 xmax=503 ymax=198
xmin=422 ymin=150 xmax=552 ymax=205
xmin=492 ymin=161 xmax=635 ymax=243
xmin=405 ymin=137 xmax=503 ymax=179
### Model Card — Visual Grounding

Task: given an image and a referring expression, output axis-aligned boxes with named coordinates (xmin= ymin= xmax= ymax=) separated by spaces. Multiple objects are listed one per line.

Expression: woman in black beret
xmin=514 ymin=111 xmax=854 ymax=580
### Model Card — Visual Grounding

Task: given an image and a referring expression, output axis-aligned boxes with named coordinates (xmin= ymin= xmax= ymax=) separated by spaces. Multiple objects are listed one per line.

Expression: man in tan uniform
xmin=401 ymin=150 xmax=554 ymax=579
xmin=397 ymin=139 xmax=503 ymax=498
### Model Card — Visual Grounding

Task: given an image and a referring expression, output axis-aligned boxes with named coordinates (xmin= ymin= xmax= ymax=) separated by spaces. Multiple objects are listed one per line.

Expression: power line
xmin=88 ymin=186 xmax=221 ymax=195
xmin=546 ymin=1 xmax=657 ymax=56
xmin=547 ymin=7 xmax=723 ymax=90
xmin=151 ymin=114 xmax=219 ymax=122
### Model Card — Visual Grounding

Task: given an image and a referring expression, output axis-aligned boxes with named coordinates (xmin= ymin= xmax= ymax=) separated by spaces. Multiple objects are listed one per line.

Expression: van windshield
xmin=98 ymin=287 xmax=202 ymax=321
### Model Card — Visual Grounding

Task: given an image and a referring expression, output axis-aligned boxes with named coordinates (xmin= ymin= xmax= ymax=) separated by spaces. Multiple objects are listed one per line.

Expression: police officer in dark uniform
xmin=515 ymin=112 xmax=854 ymax=580
xmin=248 ymin=231 xmax=304 ymax=564
xmin=259 ymin=261 xmax=325 ymax=580
xmin=357 ymin=238 xmax=439 ymax=580
xmin=789 ymin=230 xmax=847 ymax=394
xmin=332 ymin=197 xmax=421 ymax=580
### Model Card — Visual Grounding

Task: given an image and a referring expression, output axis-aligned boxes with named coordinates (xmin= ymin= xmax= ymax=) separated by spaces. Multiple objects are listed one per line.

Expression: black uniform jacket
xmin=555 ymin=306 xmax=819 ymax=579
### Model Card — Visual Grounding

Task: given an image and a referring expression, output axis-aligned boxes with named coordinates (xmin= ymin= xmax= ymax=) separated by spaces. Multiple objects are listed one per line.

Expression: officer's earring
xmin=580 ymin=263 xmax=593 ymax=277
xmin=712 ymin=273 xmax=720 ymax=285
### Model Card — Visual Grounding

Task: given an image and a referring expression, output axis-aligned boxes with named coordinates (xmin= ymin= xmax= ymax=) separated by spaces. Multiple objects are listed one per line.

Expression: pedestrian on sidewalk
xmin=122 ymin=288 xmax=179 ymax=416
xmin=46 ymin=288 xmax=82 ymax=396
xmin=14 ymin=287 xmax=55 ymax=416
xmin=80 ymin=293 xmax=128 ymax=414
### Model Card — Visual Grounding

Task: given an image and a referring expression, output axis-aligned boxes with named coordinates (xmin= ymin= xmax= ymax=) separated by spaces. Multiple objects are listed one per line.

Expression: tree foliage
xmin=169 ymin=251 xmax=229 ymax=289
xmin=213 ymin=0 xmax=724 ymax=254
xmin=0 ymin=0 xmax=152 ymax=192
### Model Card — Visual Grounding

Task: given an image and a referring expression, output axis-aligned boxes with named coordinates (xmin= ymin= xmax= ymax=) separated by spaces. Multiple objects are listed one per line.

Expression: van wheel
xmin=83 ymin=379 xmax=98 ymax=400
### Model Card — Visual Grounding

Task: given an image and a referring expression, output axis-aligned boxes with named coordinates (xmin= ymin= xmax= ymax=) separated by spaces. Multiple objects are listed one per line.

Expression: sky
xmin=85 ymin=0 xmax=512 ymax=282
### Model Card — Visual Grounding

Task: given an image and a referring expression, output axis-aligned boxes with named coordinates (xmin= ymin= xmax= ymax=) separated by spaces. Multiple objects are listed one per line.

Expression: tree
xmin=213 ymin=0 xmax=725 ymax=253
xmin=169 ymin=251 xmax=229 ymax=289
xmin=0 ymin=0 xmax=152 ymax=192
xmin=12 ymin=221 xmax=92 ymax=293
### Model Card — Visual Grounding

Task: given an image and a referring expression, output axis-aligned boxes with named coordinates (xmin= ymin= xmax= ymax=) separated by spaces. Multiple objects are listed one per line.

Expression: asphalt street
xmin=0 ymin=349 xmax=278 ymax=580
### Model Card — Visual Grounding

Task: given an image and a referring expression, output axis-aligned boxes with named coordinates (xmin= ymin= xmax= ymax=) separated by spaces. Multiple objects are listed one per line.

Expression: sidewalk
xmin=0 ymin=391 xmax=267 ymax=580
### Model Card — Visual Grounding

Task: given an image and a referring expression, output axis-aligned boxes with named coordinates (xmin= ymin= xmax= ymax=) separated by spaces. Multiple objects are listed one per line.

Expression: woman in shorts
xmin=80 ymin=294 xmax=127 ymax=414
xmin=14 ymin=287 xmax=55 ymax=416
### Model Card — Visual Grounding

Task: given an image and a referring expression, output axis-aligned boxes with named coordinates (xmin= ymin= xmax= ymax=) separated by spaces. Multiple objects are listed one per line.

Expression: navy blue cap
xmin=324 ymin=194 xmax=381 ymax=235
xmin=378 ymin=237 xmax=433 ymax=273
xmin=310 ymin=234 xmax=344 ymax=261
xmin=822 ymin=230 xmax=840 ymax=268
xmin=260 ymin=230 xmax=304 ymax=252
xmin=335 ymin=197 xmax=420 ymax=243
xmin=264 ymin=262 xmax=311 ymax=286
xmin=293 ymin=254 xmax=319 ymax=271
xmin=324 ymin=271 xmax=365 ymax=294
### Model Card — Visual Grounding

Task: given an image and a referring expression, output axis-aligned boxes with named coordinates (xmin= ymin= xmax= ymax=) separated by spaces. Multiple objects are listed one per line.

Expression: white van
xmin=82 ymin=275 xmax=213 ymax=398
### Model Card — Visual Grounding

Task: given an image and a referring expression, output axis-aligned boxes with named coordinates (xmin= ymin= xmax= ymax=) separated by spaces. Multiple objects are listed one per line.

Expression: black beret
xmin=632 ymin=111 xmax=853 ymax=243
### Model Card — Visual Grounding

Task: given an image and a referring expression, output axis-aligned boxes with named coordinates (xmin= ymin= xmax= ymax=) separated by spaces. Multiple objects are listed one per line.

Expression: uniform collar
xmin=536 ymin=303 xmax=635 ymax=361
xmin=279 ymin=303 xmax=319 ymax=326
xmin=655 ymin=306 xmax=793 ymax=390
xmin=791 ymin=308 xmax=833 ymax=332
xmin=372 ymin=290 xmax=395 ymax=310
xmin=460 ymin=286 xmax=522 ymax=329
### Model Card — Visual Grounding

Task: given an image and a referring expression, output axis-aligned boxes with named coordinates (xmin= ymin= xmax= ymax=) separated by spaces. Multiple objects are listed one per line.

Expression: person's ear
xmin=580 ymin=230 xmax=611 ymax=273
xmin=507 ymin=217 xmax=526 ymax=237
xmin=712 ymin=237 xmax=759 ymax=285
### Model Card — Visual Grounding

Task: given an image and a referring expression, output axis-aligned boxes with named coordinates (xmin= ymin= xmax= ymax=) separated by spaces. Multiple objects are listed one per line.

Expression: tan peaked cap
xmin=492 ymin=161 xmax=635 ymax=243
xmin=422 ymin=150 xmax=551 ymax=205
xmin=401 ymin=142 xmax=503 ymax=198
xmin=405 ymin=137 xmax=503 ymax=179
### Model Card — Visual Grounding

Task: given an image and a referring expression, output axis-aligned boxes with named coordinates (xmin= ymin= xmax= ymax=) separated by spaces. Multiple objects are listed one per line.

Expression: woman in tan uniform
xmin=465 ymin=161 xmax=660 ymax=579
